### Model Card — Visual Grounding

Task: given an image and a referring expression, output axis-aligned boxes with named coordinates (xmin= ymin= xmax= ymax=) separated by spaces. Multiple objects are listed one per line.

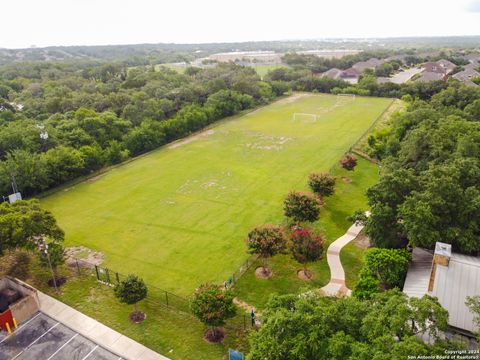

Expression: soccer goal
xmin=336 ymin=93 xmax=356 ymax=98
xmin=292 ymin=113 xmax=318 ymax=122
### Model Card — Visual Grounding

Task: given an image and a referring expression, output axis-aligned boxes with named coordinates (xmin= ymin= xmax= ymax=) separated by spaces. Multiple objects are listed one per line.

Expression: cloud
xmin=467 ymin=1 xmax=480 ymax=12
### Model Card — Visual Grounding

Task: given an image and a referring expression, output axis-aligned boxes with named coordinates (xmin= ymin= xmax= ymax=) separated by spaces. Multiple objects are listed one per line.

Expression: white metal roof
xmin=404 ymin=247 xmax=480 ymax=333
xmin=403 ymin=247 xmax=432 ymax=299
xmin=432 ymin=253 xmax=480 ymax=333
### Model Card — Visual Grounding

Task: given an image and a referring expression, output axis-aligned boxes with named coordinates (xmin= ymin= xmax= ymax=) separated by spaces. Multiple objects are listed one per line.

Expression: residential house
xmin=351 ymin=58 xmax=384 ymax=73
xmin=416 ymin=71 xmax=445 ymax=82
xmin=403 ymin=242 xmax=480 ymax=337
xmin=320 ymin=67 xmax=360 ymax=84
xmin=452 ymin=68 xmax=480 ymax=87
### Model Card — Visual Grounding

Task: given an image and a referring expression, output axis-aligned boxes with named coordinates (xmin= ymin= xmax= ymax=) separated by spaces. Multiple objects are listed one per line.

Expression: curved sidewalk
xmin=320 ymin=221 xmax=364 ymax=297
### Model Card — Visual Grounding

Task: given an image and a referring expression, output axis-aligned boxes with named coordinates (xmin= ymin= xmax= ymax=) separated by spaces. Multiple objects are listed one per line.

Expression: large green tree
xmin=247 ymin=290 xmax=453 ymax=360
xmin=0 ymin=199 xmax=64 ymax=255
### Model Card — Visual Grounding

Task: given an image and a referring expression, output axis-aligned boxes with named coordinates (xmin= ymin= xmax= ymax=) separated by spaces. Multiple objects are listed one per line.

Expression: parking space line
xmin=46 ymin=333 xmax=78 ymax=360
xmin=81 ymin=344 xmax=98 ymax=360
xmin=11 ymin=322 xmax=59 ymax=360
xmin=0 ymin=312 xmax=42 ymax=345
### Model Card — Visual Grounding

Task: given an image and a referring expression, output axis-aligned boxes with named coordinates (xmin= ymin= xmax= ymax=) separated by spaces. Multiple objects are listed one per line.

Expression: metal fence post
xmin=115 ymin=272 xmax=120 ymax=284
xmin=165 ymin=292 xmax=169 ymax=306
xmin=75 ymin=259 xmax=80 ymax=275
xmin=105 ymin=268 xmax=111 ymax=284
xmin=94 ymin=265 xmax=99 ymax=281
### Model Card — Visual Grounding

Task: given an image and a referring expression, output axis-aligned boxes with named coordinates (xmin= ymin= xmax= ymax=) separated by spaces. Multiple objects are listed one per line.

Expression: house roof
xmin=416 ymin=71 xmax=445 ymax=82
xmin=341 ymin=67 xmax=360 ymax=77
xmin=452 ymin=68 xmax=480 ymax=87
xmin=403 ymin=246 xmax=480 ymax=333
xmin=352 ymin=58 xmax=384 ymax=72
xmin=321 ymin=68 xmax=344 ymax=79
xmin=432 ymin=253 xmax=480 ymax=332
xmin=403 ymin=248 xmax=432 ymax=299
xmin=436 ymin=59 xmax=456 ymax=71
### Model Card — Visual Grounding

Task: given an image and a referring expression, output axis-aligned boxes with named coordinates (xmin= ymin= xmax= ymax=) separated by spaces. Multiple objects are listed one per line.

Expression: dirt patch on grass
xmin=204 ymin=328 xmax=225 ymax=343
xmin=129 ymin=311 xmax=146 ymax=323
xmin=169 ymin=129 xmax=215 ymax=149
xmin=353 ymin=232 xmax=371 ymax=249
xmin=277 ymin=93 xmax=310 ymax=105
xmin=297 ymin=269 xmax=314 ymax=280
xmin=65 ymin=246 xmax=104 ymax=268
xmin=341 ymin=176 xmax=352 ymax=184
xmin=255 ymin=266 xmax=273 ymax=279
xmin=88 ymin=174 xmax=104 ymax=183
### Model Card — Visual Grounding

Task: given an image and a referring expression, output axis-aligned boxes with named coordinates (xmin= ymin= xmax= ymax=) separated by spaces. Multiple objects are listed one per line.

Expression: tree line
xmin=0 ymin=62 xmax=276 ymax=197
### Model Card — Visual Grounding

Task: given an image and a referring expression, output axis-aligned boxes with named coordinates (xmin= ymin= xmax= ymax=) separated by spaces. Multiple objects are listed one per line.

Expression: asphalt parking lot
xmin=0 ymin=312 xmax=122 ymax=360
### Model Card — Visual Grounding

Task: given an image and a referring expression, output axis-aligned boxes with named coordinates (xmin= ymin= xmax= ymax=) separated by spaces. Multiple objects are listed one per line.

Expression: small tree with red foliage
xmin=340 ymin=154 xmax=358 ymax=170
xmin=190 ymin=284 xmax=236 ymax=343
xmin=247 ymin=225 xmax=286 ymax=276
xmin=289 ymin=228 xmax=324 ymax=279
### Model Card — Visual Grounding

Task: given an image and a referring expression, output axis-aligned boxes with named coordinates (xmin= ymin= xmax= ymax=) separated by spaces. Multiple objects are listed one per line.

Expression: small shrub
xmin=284 ymin=191 xmax=320 ymax=223
xmin=340 ymin=154 xmax=358 ymax=170
xmin=308 ymin=172 xmax=336 ymax=197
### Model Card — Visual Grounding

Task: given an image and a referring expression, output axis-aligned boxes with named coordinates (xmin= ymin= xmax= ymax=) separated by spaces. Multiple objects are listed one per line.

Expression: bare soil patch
xmin=169 ymin=129 xmax=215 ymax=149
xmin=297 ymin=269 xmax=314 ymax=280
xmin=353 ymin=232 xmax=371 ymax=250
xmin=341 ymin=176 xmax=352 ymax=184
xmin=48 ymin=276 xmax=67 ymax=288
xmin=204 ymin=328 xmax=225 ymax=343
xmin=88 ymin=174 xmax=104 ymax=183
xmin=277 ymin=92 xmax=310 ymax=105
xmin=129 ymin=311 xmax=146 ymax=323
xmin=255 ymin=266 xmax=273 ymax=279
xmin=65 ymin=246 xmax=105 ymax=268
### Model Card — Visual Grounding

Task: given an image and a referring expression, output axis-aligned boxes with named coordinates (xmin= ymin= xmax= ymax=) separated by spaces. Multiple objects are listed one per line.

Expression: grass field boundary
xmin=229 ymin=255 xmax=259 ymax=285
xmin=74 ymin=260 xmax=251 ymax=332
xmin=348 ymin=98 xmax=396 ymax=154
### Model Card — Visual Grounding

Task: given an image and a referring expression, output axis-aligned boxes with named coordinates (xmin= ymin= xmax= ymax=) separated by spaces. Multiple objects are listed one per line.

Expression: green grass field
xmin=41 ymin=93 xmax=392 ymax=297
xmin=251 ymin=64 xmax=289 ymax=78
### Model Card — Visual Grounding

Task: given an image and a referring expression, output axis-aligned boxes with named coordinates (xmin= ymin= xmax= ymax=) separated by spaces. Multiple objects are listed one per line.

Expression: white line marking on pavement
xmin=47 ymin=333 xmax=78 ymax=360
xmin=81 ymin=345 xmax=98 ymax=360
xmin=11 ymin=322 xmax=60 ymax=359
xmin=0 ymin=312 xmax=42 ymax=345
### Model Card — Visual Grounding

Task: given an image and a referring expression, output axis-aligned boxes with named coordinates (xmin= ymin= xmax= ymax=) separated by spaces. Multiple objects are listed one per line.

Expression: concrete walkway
xmin=38 ymin=291 xmax=170 ymax=360
xmin=320 ymin=221 xmax=365 ymax=297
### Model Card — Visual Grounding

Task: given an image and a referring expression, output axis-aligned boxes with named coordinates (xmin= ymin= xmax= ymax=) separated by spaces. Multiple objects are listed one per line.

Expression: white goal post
xmin=292 ymin=113 xmax=318 ymax=122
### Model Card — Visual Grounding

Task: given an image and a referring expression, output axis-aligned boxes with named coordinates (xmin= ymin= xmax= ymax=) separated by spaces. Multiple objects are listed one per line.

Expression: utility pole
xmin=45 ymin=244 xmax=59 ymax=292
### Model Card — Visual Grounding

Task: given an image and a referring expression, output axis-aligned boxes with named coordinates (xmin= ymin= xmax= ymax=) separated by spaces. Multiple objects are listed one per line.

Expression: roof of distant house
xmin=352 ymin=58 xmax=384 ymax=72
xmin=416 ymin=71 xmax=445 ymax=82
xmin=341 ymin=67 xmax=360 ymax=78
xmin=452 ymin=68 xmax=480 ymax=87
xmin=321 ymin=68 xmax=344 ymax=79
xmin=403 ymin=245 xmax=480 ymax=333
xmin=436 ymin=59 xmax=456 ymax=71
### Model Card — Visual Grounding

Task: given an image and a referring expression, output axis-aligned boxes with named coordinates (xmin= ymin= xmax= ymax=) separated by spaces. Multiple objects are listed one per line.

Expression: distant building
xmin=297 ymin=49 xmax=362 ymax=59
xmin=403 ymin=242 xmax=480 ymax=336
xmin=351 ymin=58 xmax=384 ymax=73
xmin=207 ymin=51 xmax=283 ymax=64
xmin=320 ymin=67 xmax=360 ymax=84
xmin=416 ymin=71 xmax=445 ymax=82
xmin=422 ymin=60 xmax=455 ymax=75
xmin=452 ymin=67 xmax=480 ymax=87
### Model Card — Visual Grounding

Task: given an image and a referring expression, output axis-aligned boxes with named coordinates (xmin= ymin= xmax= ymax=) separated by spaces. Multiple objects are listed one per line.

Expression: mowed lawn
xmin=41 ymin=93 xmax=392 ymax=296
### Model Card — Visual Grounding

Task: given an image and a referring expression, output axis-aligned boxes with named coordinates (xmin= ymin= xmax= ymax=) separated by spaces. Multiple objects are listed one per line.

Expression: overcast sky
xmin=1 ymin=0 xmax=480 ymax=49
